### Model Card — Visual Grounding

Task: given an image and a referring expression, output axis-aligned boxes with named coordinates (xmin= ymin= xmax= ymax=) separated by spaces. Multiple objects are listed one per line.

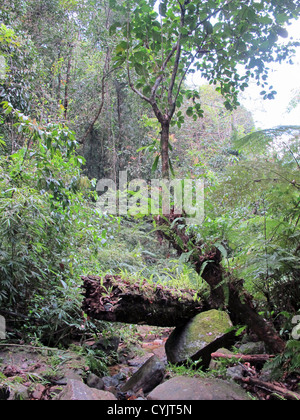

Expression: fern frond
xmin=234 ymin=125 xmax=300 ymax=153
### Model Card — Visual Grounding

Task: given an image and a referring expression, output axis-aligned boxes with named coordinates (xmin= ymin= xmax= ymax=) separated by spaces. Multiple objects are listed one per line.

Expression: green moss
xmin=186 ymin=310 xmax=232 ymax=346
xmin=166 ymin=310 xmax=233 ymax=364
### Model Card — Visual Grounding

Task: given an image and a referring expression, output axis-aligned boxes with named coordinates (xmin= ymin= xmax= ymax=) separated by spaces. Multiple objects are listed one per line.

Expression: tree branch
xmin=80 ymin=49 xmax=114 ymax=144
xmin=189 ymin=0 xmax=235 ymax=36
xmin=167 ymin=39 xmax=182 ymax=110
xmin=150 ymin=44 xmax=178 ymax=101
xmin=236 ymin=377 xmax=300 ymax=401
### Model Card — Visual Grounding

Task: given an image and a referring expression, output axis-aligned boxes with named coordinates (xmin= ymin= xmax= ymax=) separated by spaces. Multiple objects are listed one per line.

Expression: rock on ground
xmin=165 ymin=309 xmax=234 ymax=367
xmin=147 ymin=376 xmax=251 ymax=401
xmin=86 ymin=373 xmax=105 ymax=390
xmin=7 ymin=384 xmax=30 ymax=401
xmin=55 ymin=379 xmax=117 ymax=400
xmin=121 ymin=355 xmax=165 ymax=394
xmin=238 ymin=341 xmax=266 ymax=354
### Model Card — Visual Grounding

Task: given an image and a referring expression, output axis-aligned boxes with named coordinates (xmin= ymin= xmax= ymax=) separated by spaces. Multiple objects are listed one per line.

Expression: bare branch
xmin=167 ymin=39 xmax=182 ymax=109
xmin=151 ymin=44 xmax=178 ymax=100
xmin=80 ymin=49 xmax=112 ymax=144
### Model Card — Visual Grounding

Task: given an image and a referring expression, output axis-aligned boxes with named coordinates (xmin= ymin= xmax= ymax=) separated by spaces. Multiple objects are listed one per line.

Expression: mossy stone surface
xmin=165 ymin=310 xmax=234 ymax=366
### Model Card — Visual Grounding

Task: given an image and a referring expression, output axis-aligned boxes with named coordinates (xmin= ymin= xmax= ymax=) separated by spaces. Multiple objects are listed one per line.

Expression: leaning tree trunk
xmin=156 ymin=211 xmax=286 ymax=354
xmin=82 ymin=274 xmax=209 ymax=327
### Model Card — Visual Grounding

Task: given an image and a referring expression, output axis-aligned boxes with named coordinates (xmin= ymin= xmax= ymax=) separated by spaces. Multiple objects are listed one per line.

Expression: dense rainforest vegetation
xmin=0 ymin=0 xmax=300 ymax=400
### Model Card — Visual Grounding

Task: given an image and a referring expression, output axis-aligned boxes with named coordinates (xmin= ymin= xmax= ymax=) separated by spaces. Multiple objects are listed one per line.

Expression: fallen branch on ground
xmin=236 ymin=377 xmax=300 ymax=400
xmin=211 ymin=351 xmax=275 ymax=364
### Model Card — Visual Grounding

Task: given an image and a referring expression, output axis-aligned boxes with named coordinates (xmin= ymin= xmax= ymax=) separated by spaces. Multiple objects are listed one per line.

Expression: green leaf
xmin=224 ymin=101 xmax=233 ymax=111
xmin=276 ymin=13 xmax=289 ymax=25
xmin=115 ymin=41 xmax=128 ymax=54
xmin=151 ymin=155 xmax=160 ymax=173
xmin=134 ymin=62 xmax=145 ymax=76
xmin=169 ymin=158 xmax=175 ymax=177
xmin=159 ymin=0 xmax=168 ymax=17
xmin=109 ymin=21 xmax=122 ymax=35
xmin=203 ymin=21 xmax=213 ymax=35
xmin=213 ymin=22 xmax=223 ymax=33
xmin=199 ymin=260 xmax=214 ymax=278
xmin=143 ymin=85 xmax=151 ymax=96
xmin=242 ymin=6 xmax=257 ymax=23
xmin=215 ymin=242 xmax=228 ymax=259
xmin=186 ymin=107 xmax=193 ymax=117
xmin=179 ymin=249 xmax=194 ymax=264
xmin=235 ymin=325 xmax=247 ymax=336
xmin=276 ymin=27 xmax=289 ymax=39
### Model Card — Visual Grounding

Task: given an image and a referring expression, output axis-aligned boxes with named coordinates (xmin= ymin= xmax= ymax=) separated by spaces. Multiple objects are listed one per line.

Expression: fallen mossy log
xmin=81 ymin=274 xmax=209 ymax=327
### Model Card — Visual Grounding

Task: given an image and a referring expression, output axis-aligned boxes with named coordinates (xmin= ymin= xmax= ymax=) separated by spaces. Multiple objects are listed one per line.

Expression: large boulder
xmin=165 ymin=309 xmax=234 ymax=367
xmin=55 ymin=379 xmax=117 ymax=400
xmin=121 ymin=355 xmax=165 ymax=394
xmin=147 ymin=376 xmax=250 ymax=400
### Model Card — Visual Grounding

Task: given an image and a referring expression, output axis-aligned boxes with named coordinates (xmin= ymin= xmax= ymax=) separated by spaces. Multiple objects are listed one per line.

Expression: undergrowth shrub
xmin=0 ymin=103 xmax=112 ymax=345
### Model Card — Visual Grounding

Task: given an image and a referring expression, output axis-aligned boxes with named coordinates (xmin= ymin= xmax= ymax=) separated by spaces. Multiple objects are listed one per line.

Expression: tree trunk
xmin=64 ymin=43 xmax=73 ymax=121
xmin=81 ymin=274 xmax=209 ymax=327
xmin=160 ymin=120 xmax=170 ymax=180
xmin=80 ymin=47 xmax=111 ymax=145
xmin=56 ymin=47 xmax=62 ymax=104
xmin=156 ymin=211 xmax=286 ymax=354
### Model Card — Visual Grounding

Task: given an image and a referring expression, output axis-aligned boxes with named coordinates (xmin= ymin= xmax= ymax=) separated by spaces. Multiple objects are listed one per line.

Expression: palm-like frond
xmin=234 ymin=125 xmax=300 ymax=152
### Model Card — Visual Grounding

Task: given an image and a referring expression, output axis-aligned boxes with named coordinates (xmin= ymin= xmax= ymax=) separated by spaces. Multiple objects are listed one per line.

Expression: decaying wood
xmin=236 ymin=377 xmax=300 ymax=400
xmin=82 ymin=274 xmax=209 ymax=327
xmin=211 ymin=351 xmax=275 ymax=364
xmin=156 ymin=210 xmax=286 ymax=354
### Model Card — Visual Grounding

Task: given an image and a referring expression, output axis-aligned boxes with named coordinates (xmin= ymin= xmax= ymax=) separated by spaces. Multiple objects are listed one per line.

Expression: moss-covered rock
xmin=165 ymin=309 xmax=234 ymax=367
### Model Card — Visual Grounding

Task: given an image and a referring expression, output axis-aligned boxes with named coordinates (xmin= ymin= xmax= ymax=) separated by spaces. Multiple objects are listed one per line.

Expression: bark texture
xmin=82 ymin=274 xmax=209 ymax=327
xmin=155 ymin=211 xmax=286 ymax=354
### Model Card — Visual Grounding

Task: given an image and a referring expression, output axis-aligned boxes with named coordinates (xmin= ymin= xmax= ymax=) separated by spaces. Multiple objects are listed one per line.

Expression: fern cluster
xmin=265 ymin=340 xmax=300 ymax=380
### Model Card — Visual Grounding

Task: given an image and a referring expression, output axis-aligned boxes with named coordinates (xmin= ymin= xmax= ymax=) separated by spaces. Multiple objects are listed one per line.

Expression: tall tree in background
xmin=112 ymin=0 xmax=300 ymax=178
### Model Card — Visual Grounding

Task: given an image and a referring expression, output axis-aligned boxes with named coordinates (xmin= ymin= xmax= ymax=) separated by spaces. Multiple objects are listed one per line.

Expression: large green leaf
xmin=234 ymin=126 xmax=300 ymax=152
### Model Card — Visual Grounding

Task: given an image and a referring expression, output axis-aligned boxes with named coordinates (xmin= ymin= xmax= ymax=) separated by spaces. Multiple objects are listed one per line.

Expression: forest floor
xmin=1 ymin=325 xmax=299 ymax=400
xmin=0 ymin=326 xmax=172 ymax=401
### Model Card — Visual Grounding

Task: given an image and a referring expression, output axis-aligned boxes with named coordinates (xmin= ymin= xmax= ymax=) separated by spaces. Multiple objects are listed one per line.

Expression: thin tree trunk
xmin=64 ymin=43 xmax=73 ymax=121
xmin=80 ymin=48 xmax=110 ymax=144
xmin=57 ymin=49 xmax=62 ymax=104
xmin=160 ymin=120 xmax=170 ymax=180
